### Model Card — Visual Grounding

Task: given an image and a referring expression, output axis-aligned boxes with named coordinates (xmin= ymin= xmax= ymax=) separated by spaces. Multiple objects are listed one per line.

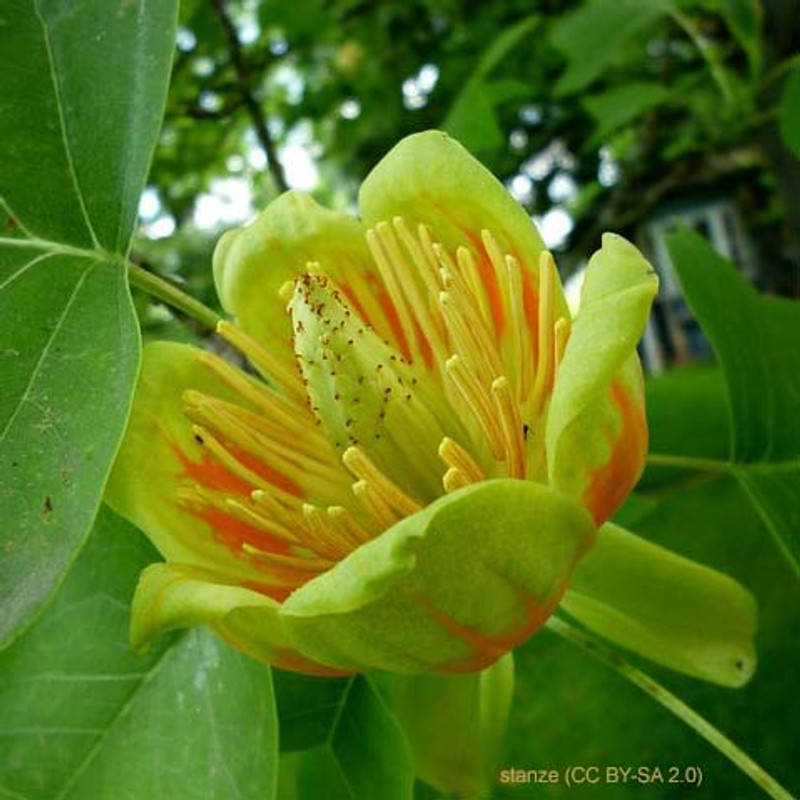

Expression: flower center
xmin=174 ymin=218 xmax=570 ymax=596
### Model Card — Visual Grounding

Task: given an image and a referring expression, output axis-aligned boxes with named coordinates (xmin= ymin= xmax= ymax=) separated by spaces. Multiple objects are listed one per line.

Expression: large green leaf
xmin=0 ymin=0 xmax=178 ymax=644
xmin=275 ymin=674 xmax=414 ymax=800
xmin=666 ymin=230 xmax=800 ymax=576
xmin=582 ymin=82 xmax=670 ymax=145
xmin=0 ymin=0 xmax=177 ymax=252
xmin=551 ymin=0 xmax=673 ymax=95
xmin=0 ymin=507 xmax=280 ymax=800
xmin=0 ymin=250 xmax=139 ymax=646
xmin=443 ymin=16 xmax=538 ymax=154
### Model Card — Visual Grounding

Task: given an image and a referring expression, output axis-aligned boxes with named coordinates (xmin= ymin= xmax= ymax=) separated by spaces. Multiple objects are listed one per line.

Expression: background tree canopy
xmin=137 ymin=0 xmax=800 ymax=334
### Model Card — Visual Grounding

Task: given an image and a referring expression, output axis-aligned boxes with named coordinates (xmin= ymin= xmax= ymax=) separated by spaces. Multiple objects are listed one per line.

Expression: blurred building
xmin=636 ymin=197 xmax=759 ymax=373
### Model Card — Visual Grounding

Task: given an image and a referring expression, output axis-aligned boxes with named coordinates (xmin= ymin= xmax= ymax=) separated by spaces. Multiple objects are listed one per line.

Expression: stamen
xmin=327 ymin=505 xmax=373 ymax=546
xmin=438 ymin=437 xmax=484 ymax=483
xmin=438 ymin=291 xmax=501 ymax=385
xmin=198 ymin=352 xmax=314 ymax=436
xmin=443 ymin=466 xmax=471 ymax=493
xmin=456 ymin=246 xmax=491 ymax=326
xmin=222 ymin=497 xmax=302 ymax=547
xmin=491 ymin=376 xmax=525 ymax=478
xmin=185 ymin=392 xmax=348 ymax=503
xmin=241 ymin=543 xmax=334 ymax=573
xmin=481 ymin=229 xmax=512 ymax=320
xmin=445 ymin=356 xmax=505 ymax=459
xmin=216 ymin=321 xmax=305 ymax=403
xmin=505 ymin=254 xmax=534 ymax=402
xmin=366 ymin=226 xmax=420 ymax=359
xmin=394 ymin=218 xmax=444 ymax=299
xmin=384 ymin=218 xmax=449 ymax=364
xmin=343 ymin=446 xmax=421 ymax=517
xmin=190 ymin=424 xmax=272 ymax=494
xmin=352 ymin=479 xmax=401 ymax=530
xmin=302 ymin=503 xmax=355 ymax=560
xmin=530 ymin=251 xmax=556 ymax=415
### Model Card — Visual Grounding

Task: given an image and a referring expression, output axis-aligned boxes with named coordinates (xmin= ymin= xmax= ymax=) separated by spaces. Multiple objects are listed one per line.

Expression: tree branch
xmin=210 ymin=0 xmax=289 ymax=192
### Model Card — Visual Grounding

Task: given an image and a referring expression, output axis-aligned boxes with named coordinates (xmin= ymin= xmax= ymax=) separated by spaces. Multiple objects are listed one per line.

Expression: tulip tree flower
xmin=107 ymin=132 xmax=756 ymax=689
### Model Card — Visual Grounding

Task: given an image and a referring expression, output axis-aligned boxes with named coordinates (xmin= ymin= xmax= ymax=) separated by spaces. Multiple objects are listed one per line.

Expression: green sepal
xmin=389 ymin=654 xmax=514 ymax=798
xmin=561 ymin=523 xmax=757 ymax=688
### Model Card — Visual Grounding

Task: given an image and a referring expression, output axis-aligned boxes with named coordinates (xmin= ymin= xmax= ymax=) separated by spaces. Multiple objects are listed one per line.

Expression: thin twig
xmin=210 ymin=0 xmax=289 ymax=192
xmin=548 ymin=616 xmax=796 ymax=800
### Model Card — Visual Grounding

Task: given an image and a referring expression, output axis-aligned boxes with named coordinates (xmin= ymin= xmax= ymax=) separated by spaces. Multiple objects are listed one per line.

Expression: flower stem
xmin=646 ymin=453 xmax=733 ymax=473
xmin=127 ymin=262 xmax=222 ymax=331
xmin=547 ymin=616 xmax=796 ymax=800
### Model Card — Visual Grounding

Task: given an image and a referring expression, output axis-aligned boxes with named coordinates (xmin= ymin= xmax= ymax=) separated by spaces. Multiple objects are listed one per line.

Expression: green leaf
xmin=778 ymin=64 xmax=800 ymax=160
xmin=443 ymin=16 xmax=538 ymax=153
xmin=0 ymin=250 xmax=139 ymax=646
xmin=0 ymin=507 xmax=280 ymax=800
xmin=0 ymin=0 xmax=178 ymax=251
xmin=720 ymin=0 xmax=762 ymax=79
xmin=666 ymin=230 xmax=800 ymax=575
xmin=276 ymin=675 xmax=414 ymax=800
xmin=551 ymin=0 xmax=673 ymax=95
xmin=0 ymin=0 xmax=178 ymax=644
xmin=582 ymin=82 xmax=670 ymax=144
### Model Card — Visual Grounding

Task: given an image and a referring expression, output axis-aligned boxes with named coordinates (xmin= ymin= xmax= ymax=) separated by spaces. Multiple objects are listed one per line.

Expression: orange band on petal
xmin=468 ymin=233 xmax=506 ymax=337
xmin=173 ymin=444 xmax=252 ymax=496
xmin=416 ymin=587 xmax=562 ymax=674
xmin=584 ymin=382 xmax=648 ymax=526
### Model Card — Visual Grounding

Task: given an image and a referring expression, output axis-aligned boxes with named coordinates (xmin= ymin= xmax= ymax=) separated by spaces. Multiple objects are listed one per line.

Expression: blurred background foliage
xmin=135 ymin=0 xmax=800 ymax=343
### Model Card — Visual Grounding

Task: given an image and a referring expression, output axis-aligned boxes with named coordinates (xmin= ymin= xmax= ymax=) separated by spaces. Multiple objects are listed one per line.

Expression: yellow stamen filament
xmin=445 ymin=355 xmax=505 ymax=459
xmin=352 ymin=479 xmax=401 ymax=530
xmin=222 ymin=498 xmax=303 ymax=547
xmin=327 ymin=505 xmax=373 ymax=546
xmin=393 ymin=218 xmax=444 ymax=300
xmin=438 ymin=290 xmax=501 ymax=386
xmin=442 ymin=466 xmax=471 ymax=493
xmin=216 ymin=320 xmax=305 ymax=403
xmin=367 ymin=222 xmax=448 ymax=367
xmin=530 ymin=251 xmax=557 ymax=415
xmin=184 ymin=392 xmax=349 ymax=502
xmin=456 ymin=246 xmax=491 ymax=326
xmin=481 ymin=229 xmax=512 ymax=322
xmin=343 ymin=446 xmax=421 ymax=517
xmin=190 ymin=424 xmax=277 ymax=494
xmin=367 ymin=227 xmax=421 ymax=353
xmin=302 ymin=503 xmax=356 ymax=560
xmin=505 ymin=254 xmax=534 ymax=402
xmin=491 ymin=376 xmax=525 ymax=478
xmin=438 ymin=437 xmax=485 ymax=483
xmin=198 ymin=352 xmax=315 ymax=437
xmin=241 ymin=543 xmax=334 ymax=573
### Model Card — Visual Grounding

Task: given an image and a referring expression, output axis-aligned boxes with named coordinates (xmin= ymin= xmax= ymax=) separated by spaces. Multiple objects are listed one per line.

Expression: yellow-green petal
xmin=561 ymin=523 xmax=757 ymax=687
xmin=280 ymin=479 xmax=594 ymax=673
xmin=359 ymin=130 xmax=569 ymax=328
xmin=546 ymin=234 xmax=658 ymax=523
xmin=105 ymin=341 xmax=302 ymax=591
xmin=130 ymin=562 xmax=348 ymax=676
